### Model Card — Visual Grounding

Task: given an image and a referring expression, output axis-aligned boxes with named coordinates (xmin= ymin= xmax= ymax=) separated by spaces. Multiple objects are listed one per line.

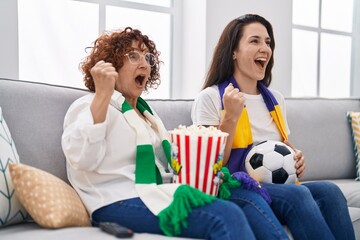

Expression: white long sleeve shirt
xmin=62 ymin=93 xmax=171 ymax=215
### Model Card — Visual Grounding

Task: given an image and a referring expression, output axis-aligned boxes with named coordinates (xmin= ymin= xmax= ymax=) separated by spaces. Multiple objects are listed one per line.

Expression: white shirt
xmin=62 ymin=93 xmax=171 ymax=215
xmin=191 ymin=85 xmax=290 ymax=145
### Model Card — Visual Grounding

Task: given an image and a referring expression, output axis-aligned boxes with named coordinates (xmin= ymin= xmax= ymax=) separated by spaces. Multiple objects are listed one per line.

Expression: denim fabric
xmin=228 ymin=187 xmax=289 ymax=240
xmin=264 ymin=181 xmax=355 ymax=240
xmin=92 ymin=197 xmax=255 ymax=240
xmin=303 ymin=182 xmax=355 ymax=240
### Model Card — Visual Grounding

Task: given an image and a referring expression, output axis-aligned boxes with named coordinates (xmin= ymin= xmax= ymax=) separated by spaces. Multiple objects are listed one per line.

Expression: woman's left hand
xmin=284 ymin=140 xmax=306 ymax=178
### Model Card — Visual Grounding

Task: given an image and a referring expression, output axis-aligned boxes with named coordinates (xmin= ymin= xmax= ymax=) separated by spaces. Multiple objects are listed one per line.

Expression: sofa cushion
xmin=0 ymin=79 xmax=89 ymax=185
xmin=0 ymin=107 xmax=27 ymax=227
xmin=9 ymin=163 xmax=91 ymax=228
xmin=347 ymin=111 xmax=360 ymax=180
xmin=349 ymin=207 xmax=360 ymax=236
xmin=286 ymin=98 xmax=360 ymax=181
xmin=331 ymin=179 xmax=360 ymax=208
xmin=0 ymin=222 xmax=197 ymax=240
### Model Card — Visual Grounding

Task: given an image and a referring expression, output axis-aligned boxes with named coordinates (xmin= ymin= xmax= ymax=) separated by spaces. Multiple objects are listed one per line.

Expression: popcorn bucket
xmin=169 ymin=126 xmax=228 ymax=196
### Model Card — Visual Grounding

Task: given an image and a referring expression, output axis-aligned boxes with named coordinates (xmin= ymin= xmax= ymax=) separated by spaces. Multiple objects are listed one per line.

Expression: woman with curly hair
xmin=61 ymin=27 xmax=256 ymax=239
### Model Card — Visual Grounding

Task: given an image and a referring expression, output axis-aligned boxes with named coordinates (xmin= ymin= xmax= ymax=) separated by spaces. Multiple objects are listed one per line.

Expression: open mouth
xmin=254 ymin=57 xmax=267 ymax=68
xmin=135 ymin=74 xmax=146 ymax=87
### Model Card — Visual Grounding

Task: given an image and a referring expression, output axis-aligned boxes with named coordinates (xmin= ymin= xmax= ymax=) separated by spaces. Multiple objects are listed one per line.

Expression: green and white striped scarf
xmin=110 ymin=91 xmax=215 ymax=236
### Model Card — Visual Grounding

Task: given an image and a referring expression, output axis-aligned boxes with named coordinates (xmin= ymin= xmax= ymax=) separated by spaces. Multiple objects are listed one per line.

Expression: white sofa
xmin=0 ymin=78 xmax=360 ymax=239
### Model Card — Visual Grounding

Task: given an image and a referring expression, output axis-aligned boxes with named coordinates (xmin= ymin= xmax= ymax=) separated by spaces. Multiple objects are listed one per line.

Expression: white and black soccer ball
xmin=245 ymin=140 xmax=297 ymax=184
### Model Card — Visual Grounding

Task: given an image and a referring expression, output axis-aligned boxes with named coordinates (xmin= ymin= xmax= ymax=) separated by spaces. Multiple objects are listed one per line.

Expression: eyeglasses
xmin=124 ymin=51 xmax=156 ymax=67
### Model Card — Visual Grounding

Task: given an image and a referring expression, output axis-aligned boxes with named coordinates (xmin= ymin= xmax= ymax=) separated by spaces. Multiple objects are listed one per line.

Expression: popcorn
xmin=169 ymin=125 xmax=228 ymax=137
xmin=169 ymin=125 xmax=228 ymax=196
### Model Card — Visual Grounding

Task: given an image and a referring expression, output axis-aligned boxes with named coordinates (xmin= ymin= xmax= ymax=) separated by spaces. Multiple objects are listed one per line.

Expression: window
xmin=17 ymin=0 xmax=175 ymax=99
xmin=292 ymin=0 xmax=357 ymax=97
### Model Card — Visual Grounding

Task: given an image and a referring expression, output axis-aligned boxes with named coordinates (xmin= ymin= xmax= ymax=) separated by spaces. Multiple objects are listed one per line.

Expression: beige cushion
xmin=347 ymin=111 xmax=360 ymax=180
xmin=9 ymin=163 xmax=91 ymax=228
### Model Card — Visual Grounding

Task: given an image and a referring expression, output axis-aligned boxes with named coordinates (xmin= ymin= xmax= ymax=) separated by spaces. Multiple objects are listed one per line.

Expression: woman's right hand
xmin=89 ymin=61 xmax=118 ymax=124
xmin=90 ymin=60 xmax=118 ymax=97
xmin=219 ymin=83 xmax=245 ymax=165
xmin=222 ymin=83 xmax=245 ymax=122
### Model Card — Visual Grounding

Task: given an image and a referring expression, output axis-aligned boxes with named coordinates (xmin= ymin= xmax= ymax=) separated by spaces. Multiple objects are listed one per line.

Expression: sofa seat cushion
xmin=0 ymin=222 xmax=197 ymax=240
xmin=349 ymin=207 xmax=360 ymax=237
xmin=329 ymin=179 xmax=360 ymax=208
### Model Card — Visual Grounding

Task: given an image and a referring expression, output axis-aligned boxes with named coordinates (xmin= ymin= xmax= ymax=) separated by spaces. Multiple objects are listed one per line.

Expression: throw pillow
xmin=347 ymin=111 xmax=360 ymax=180
xmin=9 ymin=163 xmax=91 ymax=228
xmin=0 ymin=107 xmax=27 ymax=227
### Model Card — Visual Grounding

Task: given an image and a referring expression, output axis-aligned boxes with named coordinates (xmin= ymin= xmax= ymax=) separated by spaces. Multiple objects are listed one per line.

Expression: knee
xmin=285 ymin=185 xmax=314 ymax=205
xmin=306 ymin=181 xmax=345 ymax=200
xmin=211 ymin=201 xmax=255 ymax=239
xmin=293 ymin=184 xmax=312 ymax=195
xmin=216 ymin=200 xmax=249 ymax=225
xmin=317 ymin=182 xmax=347 ymax=203
xmin=223 ymin=201 xmax=246 ymax=218
xmin=322 ymin=182 xmax=343 ymax=196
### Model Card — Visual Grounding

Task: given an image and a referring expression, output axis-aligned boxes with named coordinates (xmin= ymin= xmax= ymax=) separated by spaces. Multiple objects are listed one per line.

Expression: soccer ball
xmin=245 ymin=140 xmax=297 ymax=184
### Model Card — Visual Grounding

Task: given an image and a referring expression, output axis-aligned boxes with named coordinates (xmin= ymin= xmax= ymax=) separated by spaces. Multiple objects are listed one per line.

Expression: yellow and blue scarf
xmin=217 ymin=76 xmax=288 ymax=204
xmin=218 ymin=76 xmax=288 ymax=174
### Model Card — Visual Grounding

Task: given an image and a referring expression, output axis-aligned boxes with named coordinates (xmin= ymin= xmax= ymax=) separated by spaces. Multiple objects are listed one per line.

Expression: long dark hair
xmin=203 ymin=14 xmax=275 ymax=89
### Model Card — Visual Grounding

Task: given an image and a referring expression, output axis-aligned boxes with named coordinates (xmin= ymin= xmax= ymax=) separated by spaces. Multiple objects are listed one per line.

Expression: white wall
xmin=176 ymin=0 xmax=207 ymax=99
xmin=0 ymin=0 xmax=293 ymax=98
xmin=203 ymin=0 xmax=293 ymax=97
xmin=177 ymin=0 xmax=294 ymax=98
xmin=351 ymin=0 xmax=360 ymax=96
xmin=0 ymin=0 xmax=18 ymax=79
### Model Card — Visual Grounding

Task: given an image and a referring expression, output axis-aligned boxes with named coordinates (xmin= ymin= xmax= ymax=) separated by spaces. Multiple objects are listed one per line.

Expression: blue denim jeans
xmin=264 ymin=181 xmax=355 ymax=240
xmin=227 ymin=187 xmax=289 ymax=240
xmin=92 ymin=197 xmax=256 ymax=240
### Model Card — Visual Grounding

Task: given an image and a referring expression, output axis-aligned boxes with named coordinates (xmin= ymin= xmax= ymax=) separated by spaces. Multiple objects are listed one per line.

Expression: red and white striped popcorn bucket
xmin=169 ymin=126 xmax=228 ymax=196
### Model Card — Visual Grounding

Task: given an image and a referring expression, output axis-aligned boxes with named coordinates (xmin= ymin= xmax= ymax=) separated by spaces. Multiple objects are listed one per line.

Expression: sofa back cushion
xmin=147 ymin=99 xmax=194 ymax=130
xmin=1 ymin=78 xmax=360 ymax=184
xmin=0 ymin=79 xmax=193 ymax=185
xmin=0 ymin=79 xmax=88 ymax=184
xmin=286 ymin=98 xmax=360 ymax=181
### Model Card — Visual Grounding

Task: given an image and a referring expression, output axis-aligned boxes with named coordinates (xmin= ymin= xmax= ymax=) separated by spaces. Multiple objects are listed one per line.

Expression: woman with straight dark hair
xmin=192 ymin=14 xmax=355 ymax=240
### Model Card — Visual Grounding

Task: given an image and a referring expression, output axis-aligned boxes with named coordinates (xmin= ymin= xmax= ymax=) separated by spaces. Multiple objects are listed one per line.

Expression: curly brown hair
xmin=80 ymin=27 xmax=161 ymax=92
